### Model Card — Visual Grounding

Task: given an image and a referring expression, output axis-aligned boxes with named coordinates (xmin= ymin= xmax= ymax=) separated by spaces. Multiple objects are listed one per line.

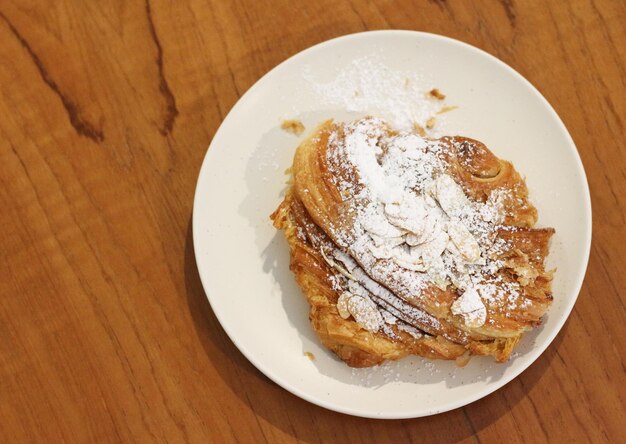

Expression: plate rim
xmin=192 ymin=30 xmax=592 ymax=419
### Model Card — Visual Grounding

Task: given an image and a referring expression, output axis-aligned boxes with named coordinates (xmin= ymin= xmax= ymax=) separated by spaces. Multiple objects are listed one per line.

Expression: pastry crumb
xmin=304 ymin=351 xmax=316 ymax=361
xmin=426 ymin=117 xmax=436 ymax=129
xmin=428 ymin=88 xmax=446 ymax=100
xmin=281 ymin=119 xmax=305 ymax=136
xmin=455 ymin=352 xmax=471 ymax=367
xmin=413 ymin=122 xmax=426 ymax=136
xmin=437 ymin=105 xmax=459 ymax=115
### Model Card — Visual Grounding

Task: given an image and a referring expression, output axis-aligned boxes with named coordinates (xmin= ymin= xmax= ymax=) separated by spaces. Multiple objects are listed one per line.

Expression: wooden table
xmin=1 ymin=0 xmax=624 ymax=442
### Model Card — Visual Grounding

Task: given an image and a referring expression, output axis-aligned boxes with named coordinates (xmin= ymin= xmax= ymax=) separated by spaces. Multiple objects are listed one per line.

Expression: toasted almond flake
xmin=320 ymin=246 xmax=355 ymax=280
xmin=346 ymin=295 xmax=384 ymax=332
xmin=447 ymin=220 xmax=482 ymax=263
xmin=451 ymin=288 xmax=487 ymax=328
xmin=337 ymin=292 xmax=352 ymax=319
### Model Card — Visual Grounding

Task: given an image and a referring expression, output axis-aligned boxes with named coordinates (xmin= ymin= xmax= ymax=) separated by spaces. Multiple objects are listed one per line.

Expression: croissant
xmin=271 ymin=117 xmax=554 ymax=367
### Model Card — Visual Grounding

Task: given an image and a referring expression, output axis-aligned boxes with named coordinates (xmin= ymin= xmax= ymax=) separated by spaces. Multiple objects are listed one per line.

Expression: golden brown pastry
xmin=271 ymin=117 xmax=554 ymax=367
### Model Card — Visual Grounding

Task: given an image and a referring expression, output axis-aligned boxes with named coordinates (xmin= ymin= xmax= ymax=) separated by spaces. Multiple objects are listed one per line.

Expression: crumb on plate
xmin=413 ymin=122 xmax=426 ymax=136
xmin=437 ymin=105 xmax=459 ymax=115
xmin=428 ymin=88 xmax=446 ymax=100
xmin=281 ymin=119 xmax=305 ymax=136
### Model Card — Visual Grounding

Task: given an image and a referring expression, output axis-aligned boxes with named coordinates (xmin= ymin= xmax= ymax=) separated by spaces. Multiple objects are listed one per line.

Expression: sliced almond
xmin=432 ymin=175 xmax=470 ymax=218
xmin=336 ymin=292 xmax=352 ymax=319
xmin=451 ymin=287 xmax=487 ymax=328
xmin=346 ymin=295 xmax=383 ymax=332
xmin=447 ymin=220 xmax=482 ymax=264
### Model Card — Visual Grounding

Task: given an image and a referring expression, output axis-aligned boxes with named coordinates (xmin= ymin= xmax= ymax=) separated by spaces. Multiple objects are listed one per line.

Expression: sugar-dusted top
xmin=323 ymin=117 xmax=522 ymax=328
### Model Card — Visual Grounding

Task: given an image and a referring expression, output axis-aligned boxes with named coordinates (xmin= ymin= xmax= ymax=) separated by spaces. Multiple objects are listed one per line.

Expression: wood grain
xmin=0 ymin=0 xmax=624 ymax=442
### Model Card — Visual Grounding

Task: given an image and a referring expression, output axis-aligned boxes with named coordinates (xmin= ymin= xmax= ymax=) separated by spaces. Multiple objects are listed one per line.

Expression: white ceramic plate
xmin=193 ymin=31 xmax=591 ymax=418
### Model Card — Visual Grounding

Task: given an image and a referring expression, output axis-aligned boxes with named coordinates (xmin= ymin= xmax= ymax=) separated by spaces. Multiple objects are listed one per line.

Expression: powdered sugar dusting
xmin=310 ymin=218 xmax=450 ymax=338
xmin=324 ymin=117 xmax=520 ymax=329
xmin=304 ymin=55 xmax=449 ymax=132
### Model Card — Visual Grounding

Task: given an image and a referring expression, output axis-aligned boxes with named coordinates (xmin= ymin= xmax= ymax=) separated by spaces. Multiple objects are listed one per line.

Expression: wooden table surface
xmin=1 ymin=0 xmax=625 ymax=442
